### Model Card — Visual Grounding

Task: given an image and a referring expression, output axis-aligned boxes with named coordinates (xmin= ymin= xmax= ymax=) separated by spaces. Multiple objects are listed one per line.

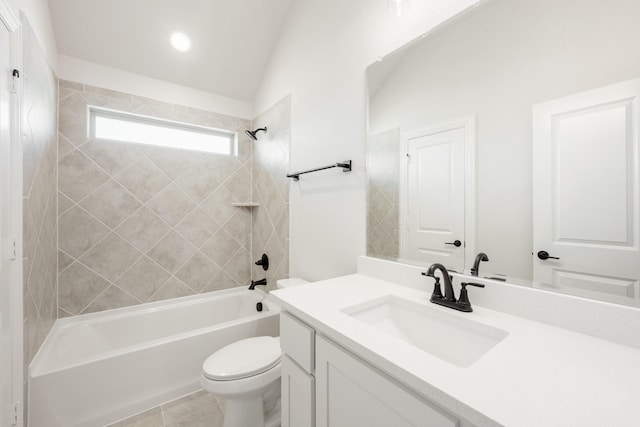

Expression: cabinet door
xmin=316 ymin=336 xmax=459 ymax=427
xmin=282 ymin=354 xmax=315 ymax=427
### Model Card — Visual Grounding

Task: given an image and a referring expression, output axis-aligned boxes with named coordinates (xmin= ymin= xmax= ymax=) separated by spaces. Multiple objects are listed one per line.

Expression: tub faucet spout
xmin=248 ymin=278 xmax=267 ymax=290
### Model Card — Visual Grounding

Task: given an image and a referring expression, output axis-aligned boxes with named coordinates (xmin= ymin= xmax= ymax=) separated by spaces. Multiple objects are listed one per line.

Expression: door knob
xmin=537 ymin=250 xmax=559 ymax=260
xmin=445 ymin=240 xmax=462 ymax=247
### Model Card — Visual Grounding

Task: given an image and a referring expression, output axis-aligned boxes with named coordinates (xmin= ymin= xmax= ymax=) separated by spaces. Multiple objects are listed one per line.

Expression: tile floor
xmin=106 ymin=389 xmax=224 ymax=427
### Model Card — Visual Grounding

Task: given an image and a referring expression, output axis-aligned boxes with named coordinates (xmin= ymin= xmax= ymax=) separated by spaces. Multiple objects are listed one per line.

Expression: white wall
xmin=20 ymin=0 xmax=57 ymax=70
xmin=253 ymin=0 xmax=478 ymax=281
xmin=368 ymin=0 xmax=640 ymax=279
xmin=57 ymin=55 xmax=253 ymax=119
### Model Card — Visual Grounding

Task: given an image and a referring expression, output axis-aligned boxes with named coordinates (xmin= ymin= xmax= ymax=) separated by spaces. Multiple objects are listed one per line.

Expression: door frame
xmin=0 ymin=2 xmax=22 ymax=426
xmin=399 ymin=116 xmax=476 ymax=271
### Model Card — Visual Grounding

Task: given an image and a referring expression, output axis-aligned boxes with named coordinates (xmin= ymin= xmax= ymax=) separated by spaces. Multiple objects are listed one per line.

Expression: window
xmin=89 ymin=107 xmax=237 ymax=155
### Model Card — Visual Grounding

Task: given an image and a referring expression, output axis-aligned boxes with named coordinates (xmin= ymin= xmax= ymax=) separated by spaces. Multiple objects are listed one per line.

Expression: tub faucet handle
xmin=255 ymin=254 xmax=269 ymax=271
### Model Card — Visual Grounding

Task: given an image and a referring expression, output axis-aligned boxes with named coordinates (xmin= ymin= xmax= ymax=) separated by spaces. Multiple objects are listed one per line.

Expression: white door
xmin=0 ymin=20 xmax=16 ymax=427
xmin=402 ymin=127 xmax=465 ymax=271
xmin=532 ymin=78 xmax=640 ymax=305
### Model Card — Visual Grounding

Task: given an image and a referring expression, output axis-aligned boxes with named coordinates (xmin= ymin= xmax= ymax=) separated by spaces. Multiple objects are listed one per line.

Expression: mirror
xmin=366 ymin=0 xmax=640 ymax=307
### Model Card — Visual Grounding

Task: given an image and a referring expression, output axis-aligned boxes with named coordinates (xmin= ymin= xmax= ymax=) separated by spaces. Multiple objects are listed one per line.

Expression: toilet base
xmin=215 ymin=379 xmax=280 ymax=427
xmin=265 ymin=399 xmax=281 ymax=427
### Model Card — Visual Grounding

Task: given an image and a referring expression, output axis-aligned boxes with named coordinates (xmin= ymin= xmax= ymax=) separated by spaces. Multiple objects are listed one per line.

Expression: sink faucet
xmin=423 ymin=263 xmax=455 ymax=302
xmin=248 ymin=278 xmax=267 ymax=290
xmin=423 ymin=263 xmax=485 ymax=312
xmin=470 ymin=252 xmax=489 ymax=277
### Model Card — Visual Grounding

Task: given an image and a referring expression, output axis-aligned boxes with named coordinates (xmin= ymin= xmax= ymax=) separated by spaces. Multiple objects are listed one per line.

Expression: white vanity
xmin=272 ymin=257 xmax=640 ymax=427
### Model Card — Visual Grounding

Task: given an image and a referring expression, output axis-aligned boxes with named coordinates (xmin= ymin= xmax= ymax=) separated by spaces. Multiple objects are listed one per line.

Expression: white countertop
xmin=271 ymin=274 xmax=640 ymax=427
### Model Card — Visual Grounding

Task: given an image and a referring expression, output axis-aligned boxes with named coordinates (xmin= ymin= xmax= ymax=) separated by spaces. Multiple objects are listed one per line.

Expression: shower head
xmin=245 ymin=127 xmax=267 ymax=141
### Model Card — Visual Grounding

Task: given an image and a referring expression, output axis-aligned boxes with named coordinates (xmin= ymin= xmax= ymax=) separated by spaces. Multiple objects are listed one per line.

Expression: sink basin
xmin=342 ymin=295 xmax=508 ymax=367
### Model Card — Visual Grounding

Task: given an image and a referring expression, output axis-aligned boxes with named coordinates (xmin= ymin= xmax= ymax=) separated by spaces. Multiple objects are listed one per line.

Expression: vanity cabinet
xmin=280 ymin=312 xmax=316 ymax=427
xmin=280 ymin=312 xmax=469 ymax=427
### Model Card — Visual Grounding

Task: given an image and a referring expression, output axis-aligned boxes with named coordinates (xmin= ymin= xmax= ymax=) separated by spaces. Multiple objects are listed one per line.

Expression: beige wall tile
xmin=147 ymin=231 xmax=197 ymax=273
xmin=58 ymin=262 xmax=110 ymax=315
xmin=115 ymin=157 xmax=171 ymax=203
xmin=203 ymin=155 xmax=244 ymax=184
xmin=146 ymin=183 xmax=196 ymax=226
xmin=58 ymin=92 xmax=89 ymax=146
xmin=115 ymin=207 xmax=172 ymax=253
xmin=222 ymin=247 xmax=251 ymax=285
xmin=80 ymin=180 xmax=142 ymax=228
xmin=58 ymin=206 xmax=110 ymax=258
xmin=174 ymin=208 xmax=220 ymax=248
xmin=173 ymin=161 xmax=221 ymax=203
xmin=79 ymin=233 xmax=142 ymax=282
xmin=223 ymin=162 xmax=251 ymax=202
xmin=175 ymin=252 xmax=221 ymax=292
xmin=83 ymin=84 xmax=133 ymax=101
xmin=203 ymin=271 xmax=240 ymax=293
xmin=57 ymin=190 xmax=74 ymax=214
xmin=223 ymin=210 xmax=251 ymax=249
xmin=59 ymin=80 xmax=83 ymax=90
xmin=149 ymin=277 xmax=194 ymax=302
xmin=82 ymin=285 xmax=140 ymax=314
xmin=58 ymin=250 xmax=74 ymax=272
xmin=116 ymin=257 xmax=171 ymax=302
xmin=80 ymin=139 xmax=142 ymax=176
xmin=200 ymin=229 xmax=240 ymax=268
xmin=143 ymin=147 xmax=198 ymax=180
xmin=200 ymin=186 xmax=237 ymax=225
xmin=58 ymin=149 xmax=110 ymax=201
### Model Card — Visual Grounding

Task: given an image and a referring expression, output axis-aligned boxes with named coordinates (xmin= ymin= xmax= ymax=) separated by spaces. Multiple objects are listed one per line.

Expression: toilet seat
xmin=203 ymin=336 xmax=281 ymax=381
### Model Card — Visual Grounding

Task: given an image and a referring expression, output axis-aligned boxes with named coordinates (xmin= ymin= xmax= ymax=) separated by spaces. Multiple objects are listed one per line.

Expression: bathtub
xmin=28 ymin=287 xmax=279 ymax=427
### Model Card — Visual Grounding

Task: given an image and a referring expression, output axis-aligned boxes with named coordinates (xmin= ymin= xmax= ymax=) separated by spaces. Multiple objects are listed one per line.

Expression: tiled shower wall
xmin=22 ymin=16 xmax=58 ymax=420
xmin=57 ymin=81 xmax=254 ymax=316
xmin=366 ymin=128 xmax=400 ymax=259
xmin=251 ymin=96 xmax=290 ymax=291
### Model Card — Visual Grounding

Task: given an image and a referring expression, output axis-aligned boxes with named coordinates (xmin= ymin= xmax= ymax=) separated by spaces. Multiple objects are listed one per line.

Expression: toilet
xmin=200 ymin=278 xmax=309 ymax=427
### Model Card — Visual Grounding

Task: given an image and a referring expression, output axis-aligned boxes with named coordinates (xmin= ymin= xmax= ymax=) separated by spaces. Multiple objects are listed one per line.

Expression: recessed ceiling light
xmin=170 ymin=32 xmax=191 ymax=52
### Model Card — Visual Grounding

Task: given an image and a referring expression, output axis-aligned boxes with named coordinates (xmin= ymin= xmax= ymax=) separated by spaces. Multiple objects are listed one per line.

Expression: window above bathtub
xmin=89 ymin=107 xmax=237 ymax=155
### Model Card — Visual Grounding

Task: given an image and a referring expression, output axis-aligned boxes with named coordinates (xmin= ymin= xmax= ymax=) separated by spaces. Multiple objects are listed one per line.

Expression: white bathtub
xmin=28 ymin=287 xmax=279 ymax=427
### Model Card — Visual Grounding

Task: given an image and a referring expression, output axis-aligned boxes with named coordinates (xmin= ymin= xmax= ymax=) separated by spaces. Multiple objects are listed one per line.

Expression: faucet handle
xmin=457 ymin=282 xmax=485 ymax=312
xmin=462 ymin=282 xmax=485 ymax=289
xmin=431 ymin=277 xmax=443 ymax=300
xmin=422 ymin=271 xmax=444 ymax=300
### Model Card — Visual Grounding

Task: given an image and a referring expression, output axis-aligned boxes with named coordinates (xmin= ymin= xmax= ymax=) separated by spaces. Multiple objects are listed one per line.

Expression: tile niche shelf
xmin=232 ymin=202 xmax=260 ymax=208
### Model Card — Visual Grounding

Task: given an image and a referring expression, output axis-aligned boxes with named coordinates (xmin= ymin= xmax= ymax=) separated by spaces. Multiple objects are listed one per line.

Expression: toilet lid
xmin=203 ymin=336 xmax=281 ymax=381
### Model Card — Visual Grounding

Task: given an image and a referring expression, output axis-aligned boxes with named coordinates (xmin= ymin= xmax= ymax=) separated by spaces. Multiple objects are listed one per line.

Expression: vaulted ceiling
xmin=48 ymin=0 xmax=295 ymax=101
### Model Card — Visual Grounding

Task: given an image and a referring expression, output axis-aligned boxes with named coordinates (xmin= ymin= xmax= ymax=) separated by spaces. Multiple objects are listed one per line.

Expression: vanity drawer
xmin=280 ymin=312 xmax=315 ymax=373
